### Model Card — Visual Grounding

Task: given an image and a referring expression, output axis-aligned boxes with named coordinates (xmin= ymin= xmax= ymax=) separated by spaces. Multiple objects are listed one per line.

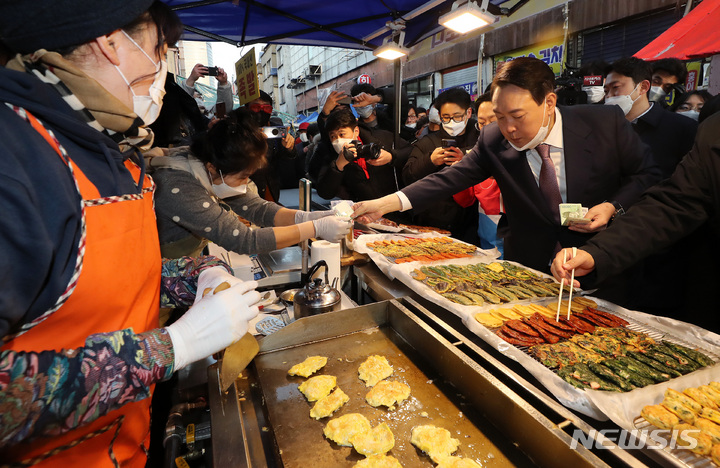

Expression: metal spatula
xmin=203 ymin=282 xmax=260 ymax=391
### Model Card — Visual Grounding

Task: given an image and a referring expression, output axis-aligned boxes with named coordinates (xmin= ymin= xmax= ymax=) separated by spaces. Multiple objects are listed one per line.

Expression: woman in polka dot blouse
xmin=149 ymin=108 xmax=352 ymax=258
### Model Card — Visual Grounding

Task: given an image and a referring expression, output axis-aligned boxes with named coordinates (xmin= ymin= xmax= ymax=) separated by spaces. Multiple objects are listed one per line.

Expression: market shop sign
xmin=493 ymin=39 xmax=565 ymax=76
xmin=439 ymin=82 xmax=478 ymax=100
xmin=235 ymin=48 xmax=260 ymax=106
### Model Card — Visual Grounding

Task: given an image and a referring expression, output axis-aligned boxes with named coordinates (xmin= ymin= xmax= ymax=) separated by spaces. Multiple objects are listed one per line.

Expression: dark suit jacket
xmin=584 ymin=112 xmax=720 ymax=331
xmin=634 ymin=103 xmax=697 ymax=178
xmin=403 ymin=105 xmax=662 ymax=273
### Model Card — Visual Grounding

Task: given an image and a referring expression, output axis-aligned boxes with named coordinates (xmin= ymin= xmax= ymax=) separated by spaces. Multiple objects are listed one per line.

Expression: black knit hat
xmin=0 ymin=0 xmax=155 ymax=54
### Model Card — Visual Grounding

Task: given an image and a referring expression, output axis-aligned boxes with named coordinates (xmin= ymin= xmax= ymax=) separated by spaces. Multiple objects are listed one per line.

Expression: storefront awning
xmin=634 ymin=0 xmax=720 ymax=61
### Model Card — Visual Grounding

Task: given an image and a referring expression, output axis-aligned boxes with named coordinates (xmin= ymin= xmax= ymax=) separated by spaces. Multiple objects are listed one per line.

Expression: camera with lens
xmin=262 ymin=126 xmax=287 ymax=139
xmin=343 ymin=140 xmax=381 ymax=162
xmin=206 ymin=66 xmax=219 ymax=76
xmin=555 ymin=67 xmax=587 ymax=106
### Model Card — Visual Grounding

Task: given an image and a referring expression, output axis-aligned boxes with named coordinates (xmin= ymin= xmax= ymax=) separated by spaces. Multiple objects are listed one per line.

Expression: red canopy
xmin=635 ymin=0 xmax=720 ymax=61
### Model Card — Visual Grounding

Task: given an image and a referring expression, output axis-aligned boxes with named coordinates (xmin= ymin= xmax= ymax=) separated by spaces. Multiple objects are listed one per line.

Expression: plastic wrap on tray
xmin=462 ymin=297 xmax=720 ymax=420
xmin=353 ymin=233 xmax=498 ymax=280
xmin=389 ymin=257 xmax=558 ymax=321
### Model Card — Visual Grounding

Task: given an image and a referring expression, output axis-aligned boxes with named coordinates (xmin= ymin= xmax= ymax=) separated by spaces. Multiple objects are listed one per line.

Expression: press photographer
xmin=307 ymin=108 xmax=410 ymax=221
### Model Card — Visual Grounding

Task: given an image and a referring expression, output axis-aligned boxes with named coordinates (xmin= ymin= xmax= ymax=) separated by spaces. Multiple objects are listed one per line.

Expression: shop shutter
xmin=582 ymin=9 xmax=680 ymax=63
xmin=442 ymin=66 xmax=478 ymax=90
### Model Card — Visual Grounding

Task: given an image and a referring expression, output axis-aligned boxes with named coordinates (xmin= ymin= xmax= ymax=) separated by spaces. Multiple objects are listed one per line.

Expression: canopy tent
xmin=163 ymin=0 xmax=516 ymax=50
xmin=635 ymin=0 xmax=720 ymax=61
xmin=295 ymin=111 xmax=319 ymax=125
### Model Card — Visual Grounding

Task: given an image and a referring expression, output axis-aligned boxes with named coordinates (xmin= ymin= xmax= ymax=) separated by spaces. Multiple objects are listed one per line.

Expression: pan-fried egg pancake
xmin=324 ymin=413 xmax=371 ymax=447
xmin=353 ymin=454 xmax=403 ymax=467
xmin=411 ymin=425 xmax=460 ymax=463
xmin=288 ymin=356 xmax=328 ymax=378
xmin=365 ymin=381 xmax=410 ymax=410
xmin=351 ymin=423 xmax=395 ymax=456
xmin=310 ymin=387 xmax=349 ymax=419
xmin=358 ymin=355 xmax=393 ymax=387
xmin=298 ymin=375 xmax=337 ymax=402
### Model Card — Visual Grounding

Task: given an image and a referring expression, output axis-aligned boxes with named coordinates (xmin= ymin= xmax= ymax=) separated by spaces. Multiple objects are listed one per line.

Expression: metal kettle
xmin=293 ymin=260 xmax=341 ymax=319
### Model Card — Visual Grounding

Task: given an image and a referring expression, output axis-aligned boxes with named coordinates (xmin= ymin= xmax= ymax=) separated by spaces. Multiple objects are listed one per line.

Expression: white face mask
xmin=648 ymin=86 xmax=667 ymax=103
xmin=114 ymin=30 xmax=167 ymax=125
xmin=356 ymin=104 xmax=375 ymax=119
xmin=332 ymin=137 xmax=354 ymax=155
xmin=582 ymin=86 xmax=605 ymax=104
xmin=406 ymin=122 xmax=417 ymax=129
xmin=678 ymin=109 xmax=700 ymax=121
xmin=604 ymin=83 xmax=641 ymax=116
xmin=442 ymin=115 xmax=467 ymax=137
xmin=508 ymin=100 xmax=550 ymax=152
xmin=299 ymin=132 xmax=308 ymax=143
xmin=428 ymin=107 xmax=441 ymax=125
xmin=211 ymin=170 xmax=247 ymax=199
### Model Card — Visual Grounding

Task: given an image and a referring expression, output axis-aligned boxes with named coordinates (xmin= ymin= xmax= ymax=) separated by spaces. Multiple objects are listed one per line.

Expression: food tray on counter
xmin=353 ymin=233 xmax=498 ymax=280
xmin=462 ymin=296 xmax=720 ymax=421
xmin=388 ymin=256 xmax=563 ymax=322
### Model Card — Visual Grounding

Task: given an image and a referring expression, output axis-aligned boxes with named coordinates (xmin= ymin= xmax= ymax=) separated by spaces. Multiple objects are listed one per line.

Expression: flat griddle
xmin=208 ymin=298 xmax=622 ymax=467
xmin=254 ymin=325 xmax=522 ymax=467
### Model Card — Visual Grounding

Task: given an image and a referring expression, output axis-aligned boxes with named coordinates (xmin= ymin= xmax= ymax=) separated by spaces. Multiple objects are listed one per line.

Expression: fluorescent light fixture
xmin=440 ymin=0 xmax=498 ymax=34
xmin=373 ymin=29 xmax=409 ymax=60
xmin=373 ymin=41 xmax=409 ymax=60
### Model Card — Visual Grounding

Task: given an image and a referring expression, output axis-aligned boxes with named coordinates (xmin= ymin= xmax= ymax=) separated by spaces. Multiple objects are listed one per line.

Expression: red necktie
xmin=537 ymin=143 xmax=561 ymax=224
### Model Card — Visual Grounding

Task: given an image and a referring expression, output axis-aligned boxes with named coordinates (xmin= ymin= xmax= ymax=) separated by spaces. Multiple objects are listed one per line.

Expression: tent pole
xmin=394 ymin=58 xmax=403 ymax=147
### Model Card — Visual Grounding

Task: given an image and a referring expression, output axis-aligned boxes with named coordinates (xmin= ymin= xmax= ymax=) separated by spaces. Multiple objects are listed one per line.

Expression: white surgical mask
xmin=508 ymin=100 xmax=550 ymax=152
xmin=406 ymin=122 xmax=417 ymax=129
xmin=442 ymin=116 xmax=467 ymax=137
xmin=678 ymin=109 xmax=700 ymax=121
xmin=582 ymin=86 xmax=605 ymax=104
xmin=648 ymin=86 xmax=667 ymax=103
xmin=428 ymin=106 xmax=441 ymax=125
xmin=299 ymin=132 xmax=308 ymax=143
xmin=604 ymin=83 xmax=641 ymax=116
xmin=332 ymin=137 xmax=354 ymax=155
xmin=211 ymin=171 xmax=247 ymax=199
xmin=114 ymin=30 xmax=166 ymax=125
xmin=356 ymin=104 xmax=375 ymax=119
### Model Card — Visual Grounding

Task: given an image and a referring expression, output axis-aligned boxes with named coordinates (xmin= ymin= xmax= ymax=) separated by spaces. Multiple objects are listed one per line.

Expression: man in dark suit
xmin=552 ymin=112 xmax=720 ymax=332
xmin=604 ymin=57 xmax=697 ymax=179
xmin=353 ymin=57 xmax=661 ymax=276
xmin=604 ymin=57 xmax=698 ymax=313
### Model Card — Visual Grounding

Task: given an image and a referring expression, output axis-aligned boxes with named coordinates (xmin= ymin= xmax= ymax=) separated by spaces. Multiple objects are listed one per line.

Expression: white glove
xmin=194 ymin=266 xmax=242 ymax=304
xmin=166 ymin=278 xmax=261 ymax=370
xmin=294 ymin=210 xmax=333 ymax=224
xmin=312 ymin=216 xmax=352 ymax=243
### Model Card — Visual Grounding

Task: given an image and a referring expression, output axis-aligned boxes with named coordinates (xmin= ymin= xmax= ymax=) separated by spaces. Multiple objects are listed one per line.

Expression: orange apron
xmin=1 ymin=108 xmax=161 ymax=467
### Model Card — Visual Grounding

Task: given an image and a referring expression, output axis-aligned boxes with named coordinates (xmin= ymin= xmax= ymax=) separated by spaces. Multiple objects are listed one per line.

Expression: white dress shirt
xmin=395 ymin=107 xmax=568 ymax=211
xmin=525 ymin=107 xmax=567 ymax=203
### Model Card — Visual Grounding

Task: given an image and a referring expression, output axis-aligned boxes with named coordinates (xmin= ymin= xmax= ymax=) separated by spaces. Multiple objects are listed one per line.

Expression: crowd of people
xmin=1 ymin=0 xmax=719 ymax=465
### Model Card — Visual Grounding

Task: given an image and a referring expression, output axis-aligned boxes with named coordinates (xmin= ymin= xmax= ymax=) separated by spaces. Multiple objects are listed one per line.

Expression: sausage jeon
xmin=496 ymin=329 xmax=540 ymax=347
xmin=524 ymin=318 xmax=562 ymax=344
xmin=586 ymin=307 xmax=629 ymax=327
xmin=576 ymin=310 xmax=617 ymax=328
xmin=538 ymin=314 xmax=574 ymax=333
xmin=562 ymin=316 xmax=595 ymax=334
xmin=527 ymin=314 xmax=574 ymax=338
xmin=501 ymin=325 xmax=545 ymax=344
xmin=504 ymin=319 xmax=541 ymax=337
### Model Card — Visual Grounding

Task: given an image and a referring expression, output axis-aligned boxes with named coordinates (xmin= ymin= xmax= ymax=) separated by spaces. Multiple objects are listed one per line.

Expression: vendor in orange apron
xmin=1 ymin=108 xmax=161 ymax=467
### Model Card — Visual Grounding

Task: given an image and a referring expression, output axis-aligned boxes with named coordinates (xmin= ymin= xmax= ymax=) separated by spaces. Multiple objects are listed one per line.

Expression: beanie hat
xmin=0 ymin=0 xmax=155 ymax=54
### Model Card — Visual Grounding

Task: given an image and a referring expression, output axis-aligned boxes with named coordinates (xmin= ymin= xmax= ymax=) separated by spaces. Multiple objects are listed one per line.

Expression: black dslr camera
xmin=206 ymin=66 xmax=219 ymax=76
xmin=343 ymin=140 xmax=381 ymax=162
xmin=555 ymin=67 xmax=587 ymax=106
